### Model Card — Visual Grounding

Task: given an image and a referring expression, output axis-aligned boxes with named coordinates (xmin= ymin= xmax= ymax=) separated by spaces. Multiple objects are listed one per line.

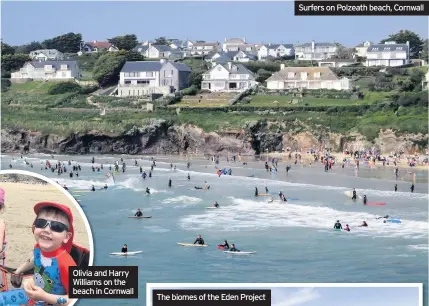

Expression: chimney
xmin=228 ymin=62 xmax=232 ymax=70
xmin=224 ymin=38 xmax=227 ymax=42
xmin=311 ymin=40 xmax=315 ymax=51
xmin=243 ymin=37 xmax=246 ymax=42
xmin=93 ymin=40 xmax=97 ymax=44
xmin=149 ymin=42 xmax=152 ymax=47
xmin=280 ymin=64 xmax=285 ymax=70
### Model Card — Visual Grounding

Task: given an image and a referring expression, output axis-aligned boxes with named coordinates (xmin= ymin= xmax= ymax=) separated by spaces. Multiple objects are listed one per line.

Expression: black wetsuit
xmin=187 ymin=174 xmax=190 ymax=180
xmin=255 ymin=188 xmax=258 ymax=196
xmin=146 ymin=188 xmax=150 ymax=194
xmin=363 ymin=196 xmax=367 ymax=205
xmin=376 ymin=215 xmax=389 ymax=220
xmin=194 ymin=238 xmax=205 ymax=245
xmin=135 ymin=211 xmax=143 ymax=217
xmin=121 ymin=247 xmax=127 ymax=253
xmin=91 ymin=187 xmax=95 ymax=192
xmin=411 ymin=184 xmax=414 ymax=193
xmin=168 ymin=179 xmax=172 ymax=188
xmin=394 ymin=184 xmax=397 ymax=192
xmin=104 ymin=186 xmax=108 ymax=189
xmin=63 ymin=187 xmax=68 ymax=190
xmin=352 ymin=191 xmax=357 ymax=200
xmin=229 ymin=247 xmax=239 ymax=252
xmin=214 ymin=203 xmax=219 ymax=208
xmin=334 ymin=222 xmax=342 ymax=229
xmin=222 ymin=243 xmax=230 ymax=249
xmin=195 ymin=186 xmax=202 ymax=190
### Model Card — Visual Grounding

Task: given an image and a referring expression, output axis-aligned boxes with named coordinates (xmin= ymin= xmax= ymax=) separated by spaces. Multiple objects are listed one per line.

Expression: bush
xmin=79 ymin=85 xmax=99 ymax=94
xmin=48 ymin=82 xmax=81 ymax=95
xmin=181 ymin=85 xmax=199 ymax=96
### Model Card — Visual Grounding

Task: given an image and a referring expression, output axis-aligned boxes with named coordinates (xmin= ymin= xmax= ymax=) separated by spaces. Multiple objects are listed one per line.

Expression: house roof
xmin=152 ymin=45 xmax=172 ymax=52
xmin=27 ymin=60 xmax=77 ymax=69
xmin=265 ymin=43 xmax=294 ymax=49
xmin=85 ymin=41 xmax=112 ymax=48
xmin=355 ymin=41 xmax=374 ymax=48
xmin=121 ymin=61 xmax=191 ymax=73
xmin=134 ymin=45 xmax=149 ymax=53
xmin=30 ymin=49 xmax=61 ymax=55
xmin=209 ymin=62 xmax=254 ymax=75
xmin=295 ymin=42 xmax=337 ymax=48
xmin=319 ymin=58 xmax=356 ymax=63
xmin=367 ymin=44 xmax=409 ymax=52
xmin=224 ymin=38 xmax=245 ymax=44
xmin=266 ymin=67 xmax=341 ymax=82
xmin=193 ymin=42 xmax=218 ymax=47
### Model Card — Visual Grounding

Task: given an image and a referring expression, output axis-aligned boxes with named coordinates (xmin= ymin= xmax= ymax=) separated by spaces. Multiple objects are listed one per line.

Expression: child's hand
xmin=24 ymin=282 xmax=46 ymax=301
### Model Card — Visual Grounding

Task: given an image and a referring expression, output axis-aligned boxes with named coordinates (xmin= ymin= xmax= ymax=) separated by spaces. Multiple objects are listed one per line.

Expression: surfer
xmin=194 ymin=235 xmax=205 ymax=245
xmin=334 ymin=220 xmax=342 ymax=229
xmin=219 ymin=240 xmax=230 ymax=249
xmin=394 ymin=184 xmax=397 ymax=192
xmin=204 ymin=181 xmax=210 ymax=190
xmin=146 ymin=187 xmax=151 ymax=195
xmin=358 ymin=221 xmax=368 ymax=227
xmin=265 ymin=187 xmax=269 ymax=193
xmin=410 ymin=183 xmax=414 ymax=193
xmin=255 ymin=187 xmax=258 ymax=196
xmin=229 ymin=244 xmax=240 ymax=252
xmin=352 ymin=188 xmax=357 ymax=200
xmin=121 ymin=244 xmax=128 ymax=254
xmin=91 ymin=185 xmax=95 ymax=192
xmin=376 ymin=215 xmax=389 ymax=219
xmin=363 ymin=195 xmax=367 ymax=205
xmin=213 ymin=201 xmax=219 ymax=208
xmin=168 ymin=178 xmax=172 ymax=188
xmin=63 ymin=184 xmax=68 ymax=190
xmin=135 ymin=209 xmax=143 ymax=217
xmin=344 ymin=224 xmax=350 ymax=232
xmin=103 ymin=184 xmax=108 ymax=189
xmin=187 ymin=173 xmax=191 ymax=180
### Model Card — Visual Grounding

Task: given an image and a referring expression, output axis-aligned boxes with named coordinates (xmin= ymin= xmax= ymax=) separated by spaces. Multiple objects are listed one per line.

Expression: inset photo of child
xmin=0 ymin=170 xmax=94 ymax=306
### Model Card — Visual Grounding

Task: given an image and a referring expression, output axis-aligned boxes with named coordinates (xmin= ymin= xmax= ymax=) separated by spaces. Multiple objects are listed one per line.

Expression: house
xmin=201 ymin=62 xmax=257 ymax=92
xmin=169 ymin=40 xmax=183 ymax=49
xmin=11 ymin=60 xmax=80 ymax=83
xmin=266 ymin=65 xmax=350 ymax=90
xmin=117 ymin=59 xmax=192 ymax=97
xmin=222 ymin=38 xmax=246 ymax=52
xmin=134 ymin=44 xmax=173 ymax=59
xmin=365 ymin=41 xmax=410 ymax=67
xmin=318 ymin=58 xmax=357 ymax=68
xmin=294 ymin=41 xmax=337 ymax=61
xmin=190 ymin=42 xmax=220 ymax=55
xmin=258 ymin=44 xmax=294 ymax=60
xmin=230 ymin=50 xmax=257 ymax=62
xmin=29 ymin=49 xmax=64 ymax=61
xmin=78 ymin=40 xmax=118 ymax=55
xmin=354 ymin=41 xmax=373 ymax=58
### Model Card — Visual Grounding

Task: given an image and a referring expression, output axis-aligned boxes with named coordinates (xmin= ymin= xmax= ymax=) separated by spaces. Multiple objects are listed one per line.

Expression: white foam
xmin=408 ymin=244 xmax=428 ymax=251
xmin=162 ymin=196 xmax=202 ymax=205
xmin=179 ymin=197 xmax=428 ymax=242
xmin=143 ymin=226 xmax=170 ymax=233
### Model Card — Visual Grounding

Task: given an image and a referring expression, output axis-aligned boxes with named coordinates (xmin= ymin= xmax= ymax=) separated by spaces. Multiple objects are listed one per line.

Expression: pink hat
xmin=0 ymin=188 xmax=4 ymax=205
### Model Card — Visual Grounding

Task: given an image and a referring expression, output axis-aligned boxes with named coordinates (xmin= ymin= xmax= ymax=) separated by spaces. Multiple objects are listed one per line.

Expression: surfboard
xmin=223 ymin=251 xmax=256 ymax=255
xmin=71 ymin=194 xmax=81 ymax=197
xmin=386 ymin=219 xmax=401 ymax=224
xmin=206 ymin=207 xmax=218 ymax=209
xmin=110 ymin=251 xmax=143 ymax=256
xmin=366 ymin=202 xmax=386 ymax=206
xmin=256 ymin=194 xmax=271 ymax=196
xmin=177 ymin=243 xmax=208 ymax=247
xmin=128 ymin=216 xmax=152 ymax=218
xmin=286 ymin=197 xmax=299 ymax=201
xmin=72 ymin=190 xmax=90 ymax=193
xmin=344 ymin=191 xmax=362 ymax=199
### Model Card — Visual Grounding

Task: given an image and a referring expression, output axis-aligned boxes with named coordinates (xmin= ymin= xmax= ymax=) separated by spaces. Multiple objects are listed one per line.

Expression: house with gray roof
xmin=29 ymin=49 xmax=64 ymax=61
xmin=294 ymin=41 xmax=338 ymax=61
xmin=354 ymin=41 xmax=373 ymax=58
xmin=11 ymin=60 xmax=80 ymax=83
xmin=258 ymin=43 xmax=294 ymax=60
xmin=118 ymin=59 xmax=192 ymax=97
xmin=190 ymin=42 xmax=220 ymax=56
xmin=201 ymin=62 xmax=257 ymax=92
xmin=365 ymin=41 xmax=410 ymax=67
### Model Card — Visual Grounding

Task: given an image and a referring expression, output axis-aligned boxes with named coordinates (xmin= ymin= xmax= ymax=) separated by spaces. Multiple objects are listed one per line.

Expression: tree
xmin=154 ymin=37 xmax=168 ymax=45
xmin=1 ymin=54 xmax=31 ymax=72
xmin=14 ymin=41 xmax=43 ymax=54
xmin=421 ymin=39 xmax=428 ymax=62
xmin=107 ymin=34 xmax=138 ymax=51
xmin=332 ymin=43 xmax=356 ymax=59
xmin=380 ymin=30 xmax=423 ymax=58
xmin=41 ymin=32 xmax=82 ymax=53
xmin=1 ymin=41 xmax=15 ymax=55
xmin=92 ymin=50 xmax=144 ymax=87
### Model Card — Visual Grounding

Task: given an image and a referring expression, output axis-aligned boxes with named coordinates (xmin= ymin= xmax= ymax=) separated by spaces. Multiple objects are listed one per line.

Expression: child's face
xmin=34 ymin=211 xmax=72 ymax=252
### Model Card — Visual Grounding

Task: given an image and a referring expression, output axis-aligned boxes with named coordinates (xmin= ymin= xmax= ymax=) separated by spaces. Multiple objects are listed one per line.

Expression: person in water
xmin=410 ymin=183 xmax=414 ymax=193
xmin=344 ymin=224 xmax=350 ymax=232
xmin=63 ymin=184 xmax=68 ymax=190
xmin=229 ymin=244 xmax=240 ymax=252
xmin=145 ymin=187 xmax=150 ymax=195
xmin=168 ymin=178 xmax=172 ymax=188
xmin=358 ymin=221 xmax=368 ymax=227
xmin=265 ymin=187 xmax=269 ymax=193
xmin=121 ymin=244 xmax=128 ymax=253
xmin=187 ymin=173 xmax=191 ymax=180
xmin=213 ymin=201 xmax=219 ymax=208
xmin=135 ymin=209 xmax=143 ymax=217
xmin=204 ymin=181 xmax=210 ymax=190
xmin=394 ymin=184 xmax=398 ymax=192
xmin=352 ymin=188 xmax=357 ymax=200
xmin=91 ymin=185 xmax=95 ymax=192
xmin=334 ymin=220 xmax=342 ymax=229
xmin=376 ymin=215 xmax=389 ymax=219
xmin=220 ymin=240 xmax=229 ymax=249
xmin=103 ymin=184 xmax=108 ymax=189
xmin=363 ymin=195 xmax=367 ymax=205
xmin=255 ymin=187 xmax=259 ymax=196
xmin=194 ymin=235 xmax=205 ymax=245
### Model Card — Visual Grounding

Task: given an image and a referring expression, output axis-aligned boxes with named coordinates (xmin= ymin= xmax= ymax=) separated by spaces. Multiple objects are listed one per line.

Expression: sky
xmin=270 ymin=287 xmax=420 ymax=306
xmin=1 ymin=1 xmax=428 ymax=47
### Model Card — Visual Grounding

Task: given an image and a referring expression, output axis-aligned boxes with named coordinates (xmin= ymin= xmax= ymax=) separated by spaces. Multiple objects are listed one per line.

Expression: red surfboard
xmin=366 ymin=202 xmax=386 ymax=206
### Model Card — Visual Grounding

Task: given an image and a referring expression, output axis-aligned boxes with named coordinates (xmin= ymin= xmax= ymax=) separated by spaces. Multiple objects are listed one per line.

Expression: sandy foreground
xmin=0 ymin=182 xmax=91 ymax=271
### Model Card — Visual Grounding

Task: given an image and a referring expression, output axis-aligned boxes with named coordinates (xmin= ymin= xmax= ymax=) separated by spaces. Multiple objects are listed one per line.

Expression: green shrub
xmin=181 ymin=85 xmax=199 ymax=96
xmin=79 ymin=85 xmax=99 ymax=94
xmin=48 ymin=82 xmax=81 ymax=95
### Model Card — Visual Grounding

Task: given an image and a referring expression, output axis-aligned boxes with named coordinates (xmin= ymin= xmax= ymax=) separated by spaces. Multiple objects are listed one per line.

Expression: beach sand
xmin=0 ymin=182 xmax=91 ymax=285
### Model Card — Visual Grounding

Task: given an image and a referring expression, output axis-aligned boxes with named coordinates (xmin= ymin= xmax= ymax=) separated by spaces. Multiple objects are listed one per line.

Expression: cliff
xmin=1 ymin=119 xmax=427 ymax=155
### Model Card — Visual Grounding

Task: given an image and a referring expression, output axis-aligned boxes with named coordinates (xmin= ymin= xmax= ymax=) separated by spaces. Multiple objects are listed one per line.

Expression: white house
xmin=11 ymin=60 xmax=80 ymax=83
xmin=201 ymin=62 xmax=257 ymax=92
xmin=266 ymin=65 xmax=350 ymax=90
xmin=222 ymin=38 xmax=246 ymax=52
xmin=78 ymin=40 xmax=118 ymax=55
xmin=258 ymin=44 xmax=294 ymax=60
xmin=365 ymin=41 xmax=410 ymax=67
xmin=231 ymin=50 xmax=257 ymax=62
xmin=29 ymin=49 xmax=64 ymax=61
xmin=318 ymin=58 xmax=357 ymax=68
xmin=295 ymin=41 xmax=337 ymax=61
xmin=117 ymin=59 xmax=191 ymax=97
xmin=354 ymin=41 xmax=373 ymax=58
xmin=190 ymin=42 xmax=220 ymax=55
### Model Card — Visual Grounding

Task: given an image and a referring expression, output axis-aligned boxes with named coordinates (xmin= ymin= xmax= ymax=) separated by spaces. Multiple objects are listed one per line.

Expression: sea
xmin=1 ymin=153 xmax=428 ymax=305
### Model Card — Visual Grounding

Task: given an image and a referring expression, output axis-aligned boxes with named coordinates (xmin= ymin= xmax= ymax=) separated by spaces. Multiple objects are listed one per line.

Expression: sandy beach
xmin=0 ymin=182 xmax=91 ymax=271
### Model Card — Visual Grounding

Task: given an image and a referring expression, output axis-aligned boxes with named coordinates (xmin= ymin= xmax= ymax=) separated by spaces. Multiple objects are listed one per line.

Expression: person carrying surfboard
xmin=352 ymin=189 xmax=357 ymax=200
xmin=334 ymin=220 xmax=342 ymax=229
xmin=213 ymin=202 xmax=219 ymax=208
xmin=229 ymin=244 xmax=240 ymax=252
xmin=135 ymin=209 xmax=143 ymax=217
xmin=121 ymin=244 xmax=128 ymax=254
xmin=90 ymin=185 xmax=95 ymax=192
xmin=146 ymin=187 xmax=150 ymax=195
xmin=193 ymin=235 xmax=205 ymax=245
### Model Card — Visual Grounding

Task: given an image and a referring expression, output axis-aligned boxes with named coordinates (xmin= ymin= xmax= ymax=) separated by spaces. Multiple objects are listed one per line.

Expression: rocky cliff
xmin=1 ymin=119 xmax=427 ymax=155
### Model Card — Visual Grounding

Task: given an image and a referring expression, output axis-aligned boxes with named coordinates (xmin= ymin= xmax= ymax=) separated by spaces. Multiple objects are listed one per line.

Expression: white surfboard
xmin=223 ymin=251 xmax=256 ymax=255
xmin=206 ymin=207 xmax=218 ymax=209
xmin=110 ymin=251 xmax=143 ymax=256
xmin=177 ymin=242 xmax=208 ymax=247
xmin=72 ymin=190 xmax=91 ymax=193
xmin=344 ymin=191 xmax=362 ymax=199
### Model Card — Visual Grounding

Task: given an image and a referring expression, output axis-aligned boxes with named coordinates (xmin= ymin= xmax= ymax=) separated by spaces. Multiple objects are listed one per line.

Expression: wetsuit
xmin=146 ymin=188 xmax=150 ymax=194
xmin=344 ymin=227 xmax=350 ymax=232
xmin=121 ymin=247 xmax=127 ymax=253
xmin=352 ymin=190 xmax=357 ymax=200
xmin=194 ymin=238 xmax=205 ymax=245
xmin=103 ymin=186 xmax=108 ymax=189
xmin=91 ymin=187 xmax=95 ymax=192
xmin=135 ymin=211 xmax=143 ymax=217
xmin=222 ymin=243 xmax=230 ymax=249
xmin=411 ymin=184 xmax=414 ymax=193
xmin=376 ymin=215 xmax=389 ymax=220
xmin=195 ymin=186 xmax=202 ymax=190
xmin=394 ymin=185 xmax=397 ymax=192
xmin=265 ymin=187 xmax=269 ymax=193
xmin=229 ymin=247 xmax=239 ymax=252
xmin=168 ymin=179 xmax=172 ymax=187
xmin=334 ymin=222 xmax=342 ymax=229
xmin=63 ymin=186 xmax=68 ymax=190
xmin=363 ymin=196 xmax=367 ymax=205
xmin=361 ymin=223 xmax=368 ymax=227
xmin=187 ymin=174 xmax=190 ymax=180
xmin=255 ymin=188 xmax=258 ymax=196
xmin=214 ymin=203 xmax=219 ymax=208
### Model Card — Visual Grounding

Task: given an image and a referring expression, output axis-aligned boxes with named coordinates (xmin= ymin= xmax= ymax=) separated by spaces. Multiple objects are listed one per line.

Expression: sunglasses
xmin=34 ymin=218 xmax=69 ymax=233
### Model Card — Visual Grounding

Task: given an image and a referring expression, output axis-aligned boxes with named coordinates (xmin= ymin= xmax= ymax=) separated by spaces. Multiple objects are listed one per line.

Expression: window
xmin=314 ymin=72 xmax=321 ymax=78
xmin=240 ymin=75 xmax=246 ymax=79
xmin=164 ymin=70 xmax=173 ymax=77
xmin=217 ymin=67 xmax=222 ymax=71
xmin=288 ymin=72 xmax=295 ymax=78
xmin=146 ymin=72 xmax=153 ymax=77
xmin=125 ymin=80 xmax=131 ymax=84
xmin=137 ymin=80 xmax=149 ymax=84
xmin=60 ymin=64 xmax=68 ymax=70
xmin=124 ymin=72 xmax=130 ymax=77
xmin=301 ymin=72 xmax=308 ymax=80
